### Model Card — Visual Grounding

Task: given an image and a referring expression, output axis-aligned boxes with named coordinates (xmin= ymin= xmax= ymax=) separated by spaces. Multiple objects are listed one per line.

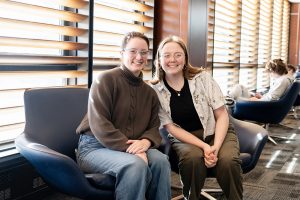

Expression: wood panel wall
xmin=153 ymin=0 xmax=208 ymax=67
xmin=289 ymin=3 xmax=300 ymax=65
xmin=153 ymin=0 xmax=189 ymax=50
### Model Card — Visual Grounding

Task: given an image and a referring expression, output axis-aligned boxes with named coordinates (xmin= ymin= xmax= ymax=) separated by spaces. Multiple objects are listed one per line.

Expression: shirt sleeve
xmin=204 ymin=73 xmax=225 ymax=110
xmin=158 ymin=106 xmax=173 ymax=126
xmin=88 ymin=73 xmax=129 ymax=152
xmin=150 ymin=85 xmax=173 ymax=126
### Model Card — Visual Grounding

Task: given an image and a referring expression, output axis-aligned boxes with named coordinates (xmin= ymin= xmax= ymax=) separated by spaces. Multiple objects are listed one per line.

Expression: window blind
xmin=281 ymin=0 xmax=290 ymax=61
xmin=211 ymin=0 xmax=241 ymax=95
xmin=0 ymin=0 xmax=89 ymax=144
xmin=271 ymin=0 xmax=284 ymax=59
xmin=208 ymin=0 xmax=290 ymax=94
xmin=239 ymin=0 xmax=259 ymax=91
xmin=92 ymin=0 xmax=154 ymax=80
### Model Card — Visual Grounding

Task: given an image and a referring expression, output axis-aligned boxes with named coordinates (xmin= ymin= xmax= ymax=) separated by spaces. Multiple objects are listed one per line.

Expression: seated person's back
xmin=229 ymin=59 xmax=293 ymax=101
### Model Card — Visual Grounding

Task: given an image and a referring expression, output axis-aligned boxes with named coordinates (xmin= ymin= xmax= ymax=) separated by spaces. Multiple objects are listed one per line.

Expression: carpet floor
xmin=43 ymin=113 xmax=300 ymax=200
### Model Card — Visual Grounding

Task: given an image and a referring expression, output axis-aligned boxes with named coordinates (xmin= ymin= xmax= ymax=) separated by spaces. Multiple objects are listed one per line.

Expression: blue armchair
xmin=15 ymin=88 xmax=115 ymax=200
xmin=293 ymin=77 xmax=300 ymax=118
xmin=160 ymin=117 xmax=268 ymax=199
xmin=232 ymin=80 xmax=300 ymax=144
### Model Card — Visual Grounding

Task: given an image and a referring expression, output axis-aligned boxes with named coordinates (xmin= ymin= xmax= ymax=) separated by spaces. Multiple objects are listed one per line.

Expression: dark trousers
xmin=171 ymin=127 xmax=243 ymax=200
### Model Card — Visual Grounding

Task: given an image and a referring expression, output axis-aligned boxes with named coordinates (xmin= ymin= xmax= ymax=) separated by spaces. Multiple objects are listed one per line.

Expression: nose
xmin=135 ymin=52 xmax=143 ymax=59
xmin=169 ymin=54 xmax=176 ymax=61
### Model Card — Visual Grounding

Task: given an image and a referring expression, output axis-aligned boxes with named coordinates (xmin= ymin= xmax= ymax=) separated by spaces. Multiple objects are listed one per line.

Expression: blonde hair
xmin=151 ymin=35 xmax=204 ymax=85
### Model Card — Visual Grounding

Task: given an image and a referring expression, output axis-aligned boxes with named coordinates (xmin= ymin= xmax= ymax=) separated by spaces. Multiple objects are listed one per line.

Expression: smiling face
xmin=159 ymin=42 xmax=185 ymax=76
xmin=121 ymin=37 xmax=149 ymax=76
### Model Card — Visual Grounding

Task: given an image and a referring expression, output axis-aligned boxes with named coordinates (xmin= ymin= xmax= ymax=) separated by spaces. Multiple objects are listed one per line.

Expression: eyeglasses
xmin=123 ymin=48 xmax=149 ymax=57
xmin=160 ymin=52 xmax=184 ymax=60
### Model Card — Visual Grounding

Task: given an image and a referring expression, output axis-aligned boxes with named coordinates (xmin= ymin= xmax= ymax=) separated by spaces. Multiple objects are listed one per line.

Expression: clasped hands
xmin=126 ymin=139 xmax=151 ymax=164
xmin=203 ymin=144 xmax=219 ymax=168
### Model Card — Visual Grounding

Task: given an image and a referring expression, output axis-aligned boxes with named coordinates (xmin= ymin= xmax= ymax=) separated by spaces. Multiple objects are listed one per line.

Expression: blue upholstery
xmin=160 ymin=117 xmax=268 ymax=175
xmin=15 ymin=88 xmax=115 ymax=200
xmin=232 ymin=80 xmax=300 ymax=124
xmin=295 ymin=72 xmax=300 ymax=79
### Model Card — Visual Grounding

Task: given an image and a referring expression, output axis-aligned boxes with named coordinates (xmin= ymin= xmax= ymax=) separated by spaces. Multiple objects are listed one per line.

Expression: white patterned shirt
xmin=152 ymin=71 xmax=225 ymax=139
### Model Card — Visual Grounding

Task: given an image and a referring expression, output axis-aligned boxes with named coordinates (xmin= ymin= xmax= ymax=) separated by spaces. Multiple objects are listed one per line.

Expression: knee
xmin=180 ymin=153 xmax=204 ymax=169
xmin=123 ymin=156 xmax=148 ymax=176
xmin=154 ymin=154 xmax=170 ymax=166
xmin=218 ymin=155 xmax=241 ymax=171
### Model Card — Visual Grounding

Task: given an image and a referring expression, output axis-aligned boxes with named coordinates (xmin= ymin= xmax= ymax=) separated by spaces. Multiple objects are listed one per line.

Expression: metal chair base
xmin=201 ymin=188 xmax=223 ymax=200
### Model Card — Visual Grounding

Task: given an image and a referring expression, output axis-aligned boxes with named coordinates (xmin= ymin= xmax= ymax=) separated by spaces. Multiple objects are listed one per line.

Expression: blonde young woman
xmin=151 ymin=36 xmax=243 ymax=200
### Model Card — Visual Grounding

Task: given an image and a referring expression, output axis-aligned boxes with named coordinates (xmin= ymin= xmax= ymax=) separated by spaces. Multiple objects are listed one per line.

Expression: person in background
xmin=287 ymin=64 xmax=297 ymax=81
xmin=296 ymin=65 xmax=300 ymax=79
xmin=76 ymin=31 xmax=171 ymax=200
xmin=229 ymin=59 xmax=293 ymax=101
xmin=151 ymin=35 xmax=243 ymax=200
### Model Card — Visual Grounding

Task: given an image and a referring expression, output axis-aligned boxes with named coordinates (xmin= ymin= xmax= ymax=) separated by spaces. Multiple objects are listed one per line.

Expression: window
xmin=210 ymin=0 xmax=241 ymax=95
xmin=208 ymin=0 xmax=290 ymax=94
xmin=0 ymin=0 xmax=89 ymax=145
xmin=92 ymin=0 xmax=154 ymax=80
xmin=0 ymin=0 xmax=154 ymax=147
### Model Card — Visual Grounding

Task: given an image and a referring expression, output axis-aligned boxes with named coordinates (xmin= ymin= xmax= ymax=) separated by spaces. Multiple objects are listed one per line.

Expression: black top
xmin=163 ymin=78 xmax=203 ymax=132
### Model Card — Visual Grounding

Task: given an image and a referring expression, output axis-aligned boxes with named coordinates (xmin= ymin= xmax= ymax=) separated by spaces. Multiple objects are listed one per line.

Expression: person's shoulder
xmin=148 ymin=80 xmax=163 ymax=91
xmin=193 ymin=70 xmax=212 ymax=81
xmin=95 ymin=67 xmax=121 ymax=82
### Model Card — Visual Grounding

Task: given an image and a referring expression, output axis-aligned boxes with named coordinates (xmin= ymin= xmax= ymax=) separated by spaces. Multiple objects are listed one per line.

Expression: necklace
xmin=164 ymin=77 xmax=185 ymax=97
xmin=174 ymin=89 xmax=181 ymax=96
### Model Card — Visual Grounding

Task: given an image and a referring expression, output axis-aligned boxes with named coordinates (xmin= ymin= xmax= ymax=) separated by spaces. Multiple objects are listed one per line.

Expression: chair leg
xmin=201 ymin=188 xmax=223 ymax=200
xmin=293 ymin=106 xmax=300 ymax=119
xmin=262 ymin=124 xmax=277 ymax=145
xmin=171 ymin=194 xmax=184 ymax=200
xmin=171 ymin=182 xmax=184 ymax=200
xmin=268 ymin=136 xmax=278 ymax=145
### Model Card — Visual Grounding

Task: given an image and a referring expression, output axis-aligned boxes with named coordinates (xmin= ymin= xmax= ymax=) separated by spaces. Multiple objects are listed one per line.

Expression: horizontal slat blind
xmin=281 ymin=0 xmax=290 ymax=61
xmin=258 ymin=0 xmax=273 ymax=65
xmin=257 ymin=0 xmax=273 ymax=89
xmin=239 ymin=0 xmax=259 ymax=91
xmin=92 ymin=0 xmax=154 ymax=75
xmin=0 ymin=0 xmax=89 ymax=65
xmin=212 ymin=0 xmax=241 ymax=95
xmin=0 ymin=0 xmax=89 ymax=144
xmin=208 ymin=0 xmax=290 ymax=94
xmin=207 ymin=0 xmax=215 ymax=69
xmin=271 ymin=0 xmax=283 ymax=59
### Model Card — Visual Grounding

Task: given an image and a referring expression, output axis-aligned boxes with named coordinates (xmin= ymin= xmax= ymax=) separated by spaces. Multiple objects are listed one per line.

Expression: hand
xmin=203 ymin=145 xmax=218 ymax=168
xmin=135 ymin=152 xmax=148 ymax=164
xmin=249 ymin=96 xmax=259 ymax=101
xmin=254 ymin=92 xmax=262 ymax=99
xmin=126 ymin=139 xmax=151 ymax=154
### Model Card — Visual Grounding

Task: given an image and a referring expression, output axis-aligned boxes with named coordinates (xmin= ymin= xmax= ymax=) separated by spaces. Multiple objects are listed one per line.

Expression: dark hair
xmin=151 ymin=35 xmax=203 ymax=84
xmin=287 ymin=64 xmax=296 ymax=73
xmin=265 ymin=58 xmax=287 ymax=75
xmin=121 ymin=32 xmax=150 ymax=50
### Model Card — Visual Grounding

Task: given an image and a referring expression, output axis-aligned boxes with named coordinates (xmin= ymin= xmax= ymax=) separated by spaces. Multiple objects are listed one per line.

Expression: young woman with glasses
xmin=76 ymin=31 xmax=171 ymax=200
xmin=151 ymin=35 xmax=243 ymax=200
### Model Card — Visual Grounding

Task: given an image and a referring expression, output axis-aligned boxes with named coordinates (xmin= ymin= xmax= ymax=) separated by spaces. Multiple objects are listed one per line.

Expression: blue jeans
xmin=77 ymin=134 xmax=171 ymax=200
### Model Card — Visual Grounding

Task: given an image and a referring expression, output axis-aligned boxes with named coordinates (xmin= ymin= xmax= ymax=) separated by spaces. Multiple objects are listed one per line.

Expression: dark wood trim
xmin=88 ymin=0 xmax=94 ymax=88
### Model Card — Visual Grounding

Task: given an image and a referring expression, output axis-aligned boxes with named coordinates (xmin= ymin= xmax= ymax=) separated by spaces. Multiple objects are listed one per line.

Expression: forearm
xmin=213 ymin=110 xmax=229 ymax=150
